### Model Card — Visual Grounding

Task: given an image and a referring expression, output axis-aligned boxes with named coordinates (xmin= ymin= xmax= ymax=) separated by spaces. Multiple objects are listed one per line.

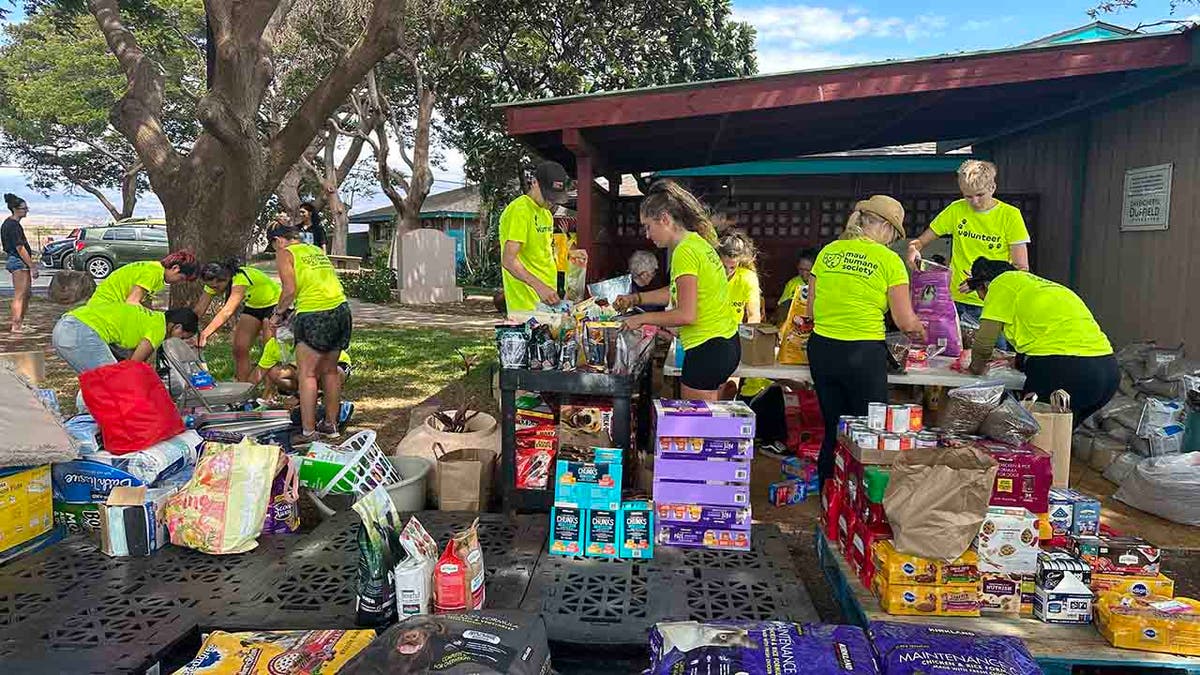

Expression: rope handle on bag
xmin=1022 ymin=391 xmax=1071 ymax=413
xmin=433 ymin=441 xmax=447 ymax=461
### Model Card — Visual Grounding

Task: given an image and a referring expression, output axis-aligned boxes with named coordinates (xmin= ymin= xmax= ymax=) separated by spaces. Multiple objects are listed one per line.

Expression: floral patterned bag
xmin=164 ymin=438 xmax=283 ymax=554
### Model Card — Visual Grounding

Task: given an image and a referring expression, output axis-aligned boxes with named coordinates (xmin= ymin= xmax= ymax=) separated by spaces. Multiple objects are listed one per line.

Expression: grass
xmin=202 ymin=326 xmax=496 ymax=450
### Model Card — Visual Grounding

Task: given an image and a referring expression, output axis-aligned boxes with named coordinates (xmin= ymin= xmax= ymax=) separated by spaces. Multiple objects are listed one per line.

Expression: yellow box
xmin=872 ymin=540 xmax=979 ymax=587
xmin=1092 ymin=573 xmax=1175 ymax=599
xmin=874 ymin=576 xmax=981 ymax=617
xmin=1095 ymin=592 xmax=1200 ymax=657
xmin=0 ymin=465 xmax=53 ymax=555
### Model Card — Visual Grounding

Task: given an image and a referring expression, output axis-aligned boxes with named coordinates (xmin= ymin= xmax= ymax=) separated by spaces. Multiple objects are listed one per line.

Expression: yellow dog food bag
xmin=173 ymin=629 xmax=375 ymax=674
xmin=777 ymin=282 xmax=812 ymax=365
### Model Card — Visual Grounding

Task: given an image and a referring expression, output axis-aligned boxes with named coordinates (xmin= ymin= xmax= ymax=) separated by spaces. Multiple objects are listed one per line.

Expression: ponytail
xmin=639 ymin=180 xmax=719 ymax=247
xmin=840 ymin=211 xmax=866 ymax=241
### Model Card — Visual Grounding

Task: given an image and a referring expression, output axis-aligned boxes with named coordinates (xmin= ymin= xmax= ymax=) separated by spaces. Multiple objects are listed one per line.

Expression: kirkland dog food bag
xmin=867 ymin=622 xmax=1041 ymax=675
xmin=647 ymin=621 xmax=879 ymax=675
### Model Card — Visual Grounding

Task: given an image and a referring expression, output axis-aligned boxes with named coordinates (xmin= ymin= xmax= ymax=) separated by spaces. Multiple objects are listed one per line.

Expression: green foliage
xmin=457 ymin=213 xmax=501 ymax=289
xmin=339 ymin=247 xmax=396 ymax=304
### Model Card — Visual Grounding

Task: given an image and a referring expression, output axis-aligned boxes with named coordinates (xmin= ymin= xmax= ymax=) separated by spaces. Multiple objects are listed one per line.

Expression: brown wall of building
xmin=987 ymin=83 xmax=1200 ymax=347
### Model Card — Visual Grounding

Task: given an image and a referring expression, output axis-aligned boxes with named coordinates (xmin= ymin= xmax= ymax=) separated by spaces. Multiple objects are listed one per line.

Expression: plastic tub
xmin=386 ymin=456 xmax=432 ymax=513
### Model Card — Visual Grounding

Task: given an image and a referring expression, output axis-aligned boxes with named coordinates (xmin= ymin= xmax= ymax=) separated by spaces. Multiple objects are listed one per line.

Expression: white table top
xmin=664 ymin=355 xmax=1026 ymax=390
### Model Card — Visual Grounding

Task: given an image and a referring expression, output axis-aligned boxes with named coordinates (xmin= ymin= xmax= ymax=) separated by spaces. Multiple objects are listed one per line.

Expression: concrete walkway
xmin=348 ymin=298 xmax=499 ymax=331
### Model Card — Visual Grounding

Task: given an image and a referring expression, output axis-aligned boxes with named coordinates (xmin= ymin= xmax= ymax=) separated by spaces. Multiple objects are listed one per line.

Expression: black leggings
xmin=807 ymin=333 xmax=888 ymax=486
xmin=1022 ymin=354 xmax=1119 ymax=429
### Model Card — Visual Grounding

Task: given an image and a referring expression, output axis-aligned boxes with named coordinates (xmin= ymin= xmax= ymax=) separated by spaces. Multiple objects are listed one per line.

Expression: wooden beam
xmin=505 ymin=33 xmax=1191 ymax=136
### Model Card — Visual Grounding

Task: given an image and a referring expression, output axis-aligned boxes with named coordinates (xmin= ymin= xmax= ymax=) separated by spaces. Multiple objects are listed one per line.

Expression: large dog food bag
xmin=648 ymin=621 xmax=879 ymax=675
xmin=867 ymin=621 xmax=1041 ymax=675
xmin=341 ymin=611 xmax=551 ymax=674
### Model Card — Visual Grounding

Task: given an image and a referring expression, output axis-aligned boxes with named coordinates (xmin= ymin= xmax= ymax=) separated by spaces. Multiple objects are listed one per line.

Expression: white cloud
xmin=754 ymin=48 xmax=873 ymax=74
xmin=1185 ymin=14 xmax=1200 ymax=25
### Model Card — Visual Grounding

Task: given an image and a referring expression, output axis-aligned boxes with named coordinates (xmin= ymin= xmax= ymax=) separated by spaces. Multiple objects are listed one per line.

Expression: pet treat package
xmin=647 ymin=621 xmax=879 ymax=675
xmin=395 ymin=516 xmax=438 ymax=618
xmin=351 ymin=487 xmax=406 ymax=627
xmin=495 ymin=325 xmax=529 ymax=369
xmin=867 ymin=621 xmax=1042 ymax=675
xmin=452 ymin=519 xmax=487 ymax=610
xmin=341 ymin=611 xmax=552 ymax=675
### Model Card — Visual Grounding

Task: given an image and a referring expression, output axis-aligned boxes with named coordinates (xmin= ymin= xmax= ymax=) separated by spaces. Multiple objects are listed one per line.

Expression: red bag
xmin=80 ymin=361 xmax=184 ymax=454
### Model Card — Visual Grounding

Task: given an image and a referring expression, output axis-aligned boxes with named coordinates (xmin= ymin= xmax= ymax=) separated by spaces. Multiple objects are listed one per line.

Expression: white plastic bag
xmin=1137 ymin=399 xmax=1185 ymax=438
xmin=1149 ymin=424 xmax=1186 ymax=457
xmin=1103 ymin=451 xmax=1142 ymax=485
xmin=1115 ymin=454 xmax=1200 ymax=526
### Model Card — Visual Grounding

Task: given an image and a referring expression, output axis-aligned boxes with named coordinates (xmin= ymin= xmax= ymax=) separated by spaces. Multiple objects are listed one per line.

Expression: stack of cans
xmin=838 ymin=402 xmax=939 ymax=451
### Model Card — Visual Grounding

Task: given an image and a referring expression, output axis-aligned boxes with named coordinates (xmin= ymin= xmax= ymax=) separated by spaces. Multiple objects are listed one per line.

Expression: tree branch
xmin=62 ymin=168 xmax=122 ymax=220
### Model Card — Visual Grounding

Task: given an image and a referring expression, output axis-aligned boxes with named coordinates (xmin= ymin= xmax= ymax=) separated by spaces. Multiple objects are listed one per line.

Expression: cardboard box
xmin=584 ymin=508 xmax=620 ymax=558
xmin=656 ymin=503 xmax=750 ymax=529
xmin=874 ymin=577 xmax=981 ymax=617
xmin=1047 ymin=489 xmax=1074 ymax=539
xmin=0 ymin=465 xmax=53 ymax=557
xmin=654 ymin=457 xmax=751 ymax=483
xmin=768 ymin=479 xmax=807 ymax=507
xmin=619 ymin=501 xmax=653 ymax=559
xmin=98 ymin=485 xmax=175 ymax=557
xmin=1033 ymin=572 xmax=1093 ymax=625
xmin=977 ymin=506 xmax=1040 ymax=574
xmin=1091 ymin=572 xmax=1174 ymax=598
xmin=781 ymin=457 xmax=818 ymax=483
xmin=871 ymin=540 xmax=979 ymax=586
xmin=652 ymin=478 xmax=749 ymax=507
xmin=980 ymin=573 xmax=1024 ymax=616
xmin=653 ymin=400 xmax=755 ymax=440
xmin=560 ymin=399 xmax=613 ymax=447
xmin=655 ymin=437 xmax=753 ymax=461
xmin=1095 ymin=593 xmax=1200 ymax=657
xmin=738 ymin=324 xmax=778 ymax=366
xmin=1021 ymin=575 xmax=1037 ymax=616
xmin=838 ymin=506 xmax=857 ymax=553
xmin=1037 ymin=548 xmax=1093 ymax=587
xmin=554 ymin=448 xmax=623 ymax=510
xmin=548 ymin=506 xmax=583 ymax=556
xmin=859 ymin=500 xmax=887 ymax=528
xmin=851 ymin=520 xmax=892 ymax=588
xmin=1074 ymin=536 xmax=1161 ymax=577
xmin=982 ymin=443 xmax=1053 ymax=514
xmin=1070 ymin=494 xmax=1101 ymax=538
xmin=655 ymin=523 xmax=750 ymax=551
xmin=54 ymin=500 xmax=101 ymax=535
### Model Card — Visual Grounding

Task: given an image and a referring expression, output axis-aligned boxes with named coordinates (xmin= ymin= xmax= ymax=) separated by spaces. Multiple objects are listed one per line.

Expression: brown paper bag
xmin=1023 ymin=391 xmax=1073 ymax=488
xmin=883 ymin=446 xmax=999 ymax=561
xmin=435 ymin=444 xmax=496 ymax=512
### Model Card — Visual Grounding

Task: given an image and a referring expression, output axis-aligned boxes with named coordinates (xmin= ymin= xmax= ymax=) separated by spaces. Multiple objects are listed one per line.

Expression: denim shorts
xmin=5 ymin=255 xmax=28 ymax=272
xmin=52 ymin=315 xmax=118 ymax=374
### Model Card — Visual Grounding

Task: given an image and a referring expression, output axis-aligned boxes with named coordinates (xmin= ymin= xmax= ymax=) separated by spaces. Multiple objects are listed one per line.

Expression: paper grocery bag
xmin=883 ymin=446 xmax=998 ymax=561
xmin=1023 ymin=391 xmax=1073 ymax=488
xmin=435 ymin=444 xmax=496 ymax=512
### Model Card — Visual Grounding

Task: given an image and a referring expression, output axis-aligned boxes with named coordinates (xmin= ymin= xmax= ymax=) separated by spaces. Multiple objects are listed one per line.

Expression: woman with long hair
xmin=3 ymin=193 xmax=36 ymax=334
xmin=616 ymin=180 xmax=739 ymax=401
xmin=298 ymin=202 xmax=327 ymax=251
xmin=717 ymin=230 xmax=766 ymax=400
xmin=808 ymin=196 xmax=926 ymax=487
xmin=192 ymin=258 xmax=282 ymax=380
xmin=88 ymin=250 xmax=198 ymax=307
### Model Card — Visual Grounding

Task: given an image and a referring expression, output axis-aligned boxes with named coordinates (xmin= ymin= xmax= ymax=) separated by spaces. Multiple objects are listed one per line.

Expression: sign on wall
xmin=1121 ymin=163 xmax=1173 ymax=232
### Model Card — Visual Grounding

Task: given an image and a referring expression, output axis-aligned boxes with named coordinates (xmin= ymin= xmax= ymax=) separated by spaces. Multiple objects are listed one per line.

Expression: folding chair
xmin=159 ymin=338 xmax=256 ymax=411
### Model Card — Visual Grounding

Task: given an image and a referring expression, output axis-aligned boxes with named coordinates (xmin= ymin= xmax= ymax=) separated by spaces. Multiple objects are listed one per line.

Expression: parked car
xmin=40 ymin=229 xmax=82 ymax=269
xmin=70 ymin=218 xmax=169 ymax=278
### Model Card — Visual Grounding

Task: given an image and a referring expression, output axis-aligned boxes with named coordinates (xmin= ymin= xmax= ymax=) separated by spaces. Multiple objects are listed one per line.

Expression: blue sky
xmin=2 ymin=0 xmax=1197 ymax=226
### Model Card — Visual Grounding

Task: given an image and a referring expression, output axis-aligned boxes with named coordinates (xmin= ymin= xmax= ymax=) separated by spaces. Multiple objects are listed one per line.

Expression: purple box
xmin=653 ymin=478 xmax=750 ymax=507
xmin=654 ymin=457 xmax=751 ymax=483
xmin=654 ymin=400 xmax=755 ymax=440
xmin=655 ymin=436 xmax=753 ymax=461
xmin=656 ymin=503 xmax=751 ymax=529
xmin=656 ymin=523 xmax=751 ymax=551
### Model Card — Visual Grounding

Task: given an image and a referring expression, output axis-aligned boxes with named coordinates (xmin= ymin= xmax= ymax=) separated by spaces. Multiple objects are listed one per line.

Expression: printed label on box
xmin=586 ymin=509 xmax=619 ymax=558
xmin=655 ymin=503 xmax=750 ymax=529
xmin=549 ymin=506 xmax=583 ymax=556
xmin=655 ymin=523 xmax=750 ymax=551
xmin=620 ymin=501 xmax=653 ymax=559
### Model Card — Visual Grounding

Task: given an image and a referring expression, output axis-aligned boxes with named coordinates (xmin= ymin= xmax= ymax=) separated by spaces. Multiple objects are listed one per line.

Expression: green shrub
xmin=340 ymin=250 xmax=396 ymax=303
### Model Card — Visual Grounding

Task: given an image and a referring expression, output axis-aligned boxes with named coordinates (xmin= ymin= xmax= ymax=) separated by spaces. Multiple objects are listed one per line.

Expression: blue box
xmin=619 ymin=500 xmax=654 ymax=559
xmin=1070 ymin=495 xmax=1101 ymax=537
xmin=549 ymin=506 xmax=584 ymax=556
xmin=553 ymin=448 xmax=623 ymax=510
xmin=585 ymin=508 xmax=620 ymax=558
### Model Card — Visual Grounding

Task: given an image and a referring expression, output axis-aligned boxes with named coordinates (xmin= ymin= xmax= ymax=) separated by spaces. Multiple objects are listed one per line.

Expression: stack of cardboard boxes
xmin=652 ymin=400 xmax=755 ymax=551
xmin=548 ymin=447 xmax=654 ymax=560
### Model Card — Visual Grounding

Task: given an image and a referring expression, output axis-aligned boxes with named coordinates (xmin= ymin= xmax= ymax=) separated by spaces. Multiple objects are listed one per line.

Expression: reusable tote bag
xmin=1023 ymin=391 xmax=1073 ymax=488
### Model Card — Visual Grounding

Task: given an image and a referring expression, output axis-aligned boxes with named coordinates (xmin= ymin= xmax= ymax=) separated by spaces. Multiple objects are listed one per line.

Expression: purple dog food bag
xmin=647 ymin=621 xmax=878 ymax=675
xmin=868 ymin=621 xmax=1041 ymax=675
xmin=910 ymin=266 xmax=963 ymax=357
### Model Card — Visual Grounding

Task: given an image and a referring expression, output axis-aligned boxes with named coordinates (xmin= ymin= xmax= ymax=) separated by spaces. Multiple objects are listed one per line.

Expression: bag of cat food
xmin=261 ymin=455 xmax=300 ymax=535
xmin=433 ymin=541 xmax=470 ymax=613
xmin=352 ymin=486 xmax=405 ymax=627
xmin=647 ymin=621 xmax=878 ymax=675
xmin=453 ymin=519 xmax=487 ymax=610
xmin=910 ymin=263 xmax=963 ymax=357
xmin=341 ymin=612 xmax=551 ymax=675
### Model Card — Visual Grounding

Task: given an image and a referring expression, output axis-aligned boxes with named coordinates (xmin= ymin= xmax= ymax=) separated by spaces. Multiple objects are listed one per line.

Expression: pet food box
xmin=871 ymin=540 xmax=980 ymax=586
xmin=1037 ymin=548 xmax=1093 ymax=587
xmin=652 ymin=478 xmax=750 ymax=508
xmin=654 ymin=457 xmax=751 ymax=483
xmin=977 ymin=506 xmax=1040 ymax=574
xmin=1074 ymin=536 xmax=1162 ymax=577
xmin=979 ymin=573 xmax=1024 ymax=617
xmin=874 ymin=577 xmax=981 ymax=617
xmin=656 ymin=503 xmax=750 ymax=529
xmin=653 ymin=400 xmax=756 ymax=440
xmin=655 ymin=523 xmax=750 ymax=551
xmin=656 ymin=437 xmax=753 ymax=461
xmin=619 ymin=500 xmax=653 ymax=559
xmin=1047 ymin=487 xmax=1102 ymax=539
xmin=981 ymin=443 xmax=1053 ymax=514
xmin=850 ymin=520 xmax=892 ymax=588
xmin=1095 ymin=592 xmax=1200 ymax=657
xmin=768 ymin=479 xmax=807 ymax=507
xmin=554 ymin=448 xmax=623 ymax=511
xmin=1033 ymin=571 xmax=1094 ymax=625
xmin=1091 ymin=572 xmax=1174 ymax=598
xmin=584 ymin=508 xmax=620 ymax=559
xmin=0 ymin=465 xmax=53 ymax=557
xmin=548 ymin=506 xmax=583 ymax=557
xmin=98 ymin=485 xmax=178 ymax=557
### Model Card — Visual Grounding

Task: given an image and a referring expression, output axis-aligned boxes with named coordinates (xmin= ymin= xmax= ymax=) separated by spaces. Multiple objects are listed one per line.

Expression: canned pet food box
xmin=979 ymin=573 xmax=1024 ymax=616
xmin=585 ymin=508 xmax=620 ymax=559
xmin=654 ymin=457 xmax=751 ymax=484
xmin=554 ymin=456 xmax=622 ymax=511
xmin=872 ymin=540 xmax=979 ymax=586
xmin=656 ymin=437 xmax=753 ymax=461
xmin=1091 ymin=572 xmax=1174 ymax=598
xmin=619 ymin=501 xmax=653 ymax=559
xmin=656 ymin=503 xmax=750 ymax=529
xmin=1037 ymin=548 xmax=1093 ymax=587
xmin=548 ymin=506 xmax=583 ymax=557
xmin=653 ymin=400 xmax=755 ymax=440
xmin=1033 ymin=572 xmax=1093 ymax=625
xmin=874 ymin=577 xmax=981 ymax=617
xmin=652 ymin=478 xmax=750 ymax=508
xmin=1074 ymin=536 xmax=1161 ymax=577
xmin=655 ymin=523 xmax=750 ymax=551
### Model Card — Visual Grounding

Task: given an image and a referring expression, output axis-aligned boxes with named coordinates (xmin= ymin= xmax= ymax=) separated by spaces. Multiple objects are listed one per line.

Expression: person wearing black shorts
xmin=616 ymin=180 xmax=739 ymax=401
xmin=194 ymin=258 xmax=282 ymax=381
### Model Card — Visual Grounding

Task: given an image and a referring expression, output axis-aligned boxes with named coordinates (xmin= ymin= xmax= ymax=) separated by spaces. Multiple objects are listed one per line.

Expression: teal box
xmin=619 ymin=500 xmax=654 ymax=559
xmin=585 ymin=508 xmax=620 ymax=558
xmin=553 ymin=447 xmax=624 ymax=510
xmin=548 ymin=506 xmax=584 ymax=556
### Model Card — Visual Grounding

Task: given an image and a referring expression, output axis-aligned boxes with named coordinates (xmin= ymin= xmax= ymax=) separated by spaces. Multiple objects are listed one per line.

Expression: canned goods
xmin=915 ymin=432 xmax=939 ymax=448
xmin=867 ymin=402 xmax=887 ymax=431
xmin=886 ymin=405 xmax=910 ymax=433
xmin=897 ymin=434 xmax=915 ymax=451
xmin=878 ymin=433 xmax=902 ymax=451
xmin=838 ymin=415 xmax=858 ymax=436
xmin=852 ymin=429 xmax=879 ymax=449
xmin=908 ymin=404 xmax=924 ymax=432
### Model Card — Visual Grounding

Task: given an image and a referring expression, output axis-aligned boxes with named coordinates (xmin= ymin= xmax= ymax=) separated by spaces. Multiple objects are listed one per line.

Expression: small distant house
xmin=348 ymin=185 xmax=481 ymax=264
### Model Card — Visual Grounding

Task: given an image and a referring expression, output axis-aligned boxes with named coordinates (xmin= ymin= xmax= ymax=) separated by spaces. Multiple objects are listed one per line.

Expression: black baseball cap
xmin=534 ymin=161 xmax=570 ymax=204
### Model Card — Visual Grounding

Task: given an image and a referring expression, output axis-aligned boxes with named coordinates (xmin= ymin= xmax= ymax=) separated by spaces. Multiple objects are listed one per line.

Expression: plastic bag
xmin=1149 ymin=424 xmax=1186 ymax=456
xmin=942 ymin=382 xmax=1006 ymax=436
xmin=960 ymin=313 xmax=981 ymax=351
xmin=1072 ymin=430 xmax=1095 ymax=462
xmin=1103 ymin=451 xmax=1142 ymax=485
xmin=80 ymin=360 xmax=185 ymax=454
xmin=910 ymin=263 xmax=963 ymax=357
xmin=495 ymin=324 xmax=529 ymax=369
xmin=1137 ymin=399 xmax=1185 ymax=438
xmin=352 ymin=486 xmax=406 ymax=627
xmin=1115 ymin=454 xmax=1200 ymax=525
xmin=527 ymin=323 xmax=558 ymax=371
xmin=163 ymin=438 xmax=283 ymax=554
xmin=613 ymin=326 xmax=656 ymax=375
xmin=565 ymin=249 xmax=588 ymax=301
xmin=587 ymin=275 xmax=633 ymax=307
xmin=979 ymin=395 xmax=1041 ymax=445
xmin=579 ymin=320 xmax=620 ymax=373
xmin=885 ymin=332 xmax=911 ymax=374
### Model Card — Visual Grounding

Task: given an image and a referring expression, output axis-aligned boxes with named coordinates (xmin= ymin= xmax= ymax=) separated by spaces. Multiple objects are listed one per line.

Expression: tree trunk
xmin=324 ymin=181 xmax=350 ymax=256
xmin=275 ymin=162 xmax=304 ymax=216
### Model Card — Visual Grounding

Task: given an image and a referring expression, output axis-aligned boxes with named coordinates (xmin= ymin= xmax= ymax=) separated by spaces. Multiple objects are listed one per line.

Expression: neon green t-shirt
xmin=671 ymin=232 xmax=737 ymax=350
xmin=930 ymin=199 xmax=1030 ymax=306
xmin=204 ymin=266 xmax=282 ymax=309
xmin=286 ymin=243 xmax=345 ymax=313
xmin=257 ymin=337 xmax=350 ymax=370
xmin=88 ymin=261 xmax=165 ymax=307
xmin=499 ymin=195 xmax=556 ymax=313
xmin=980 ymin=271 xmax=1112 ymax=357
xmin=779 ymin=275 xmax=804 ymax=307
xmin=811 ymin=238 xmax=909 ymax=342
xmin=69 ymin=303 xmax=167 ymax=350
xmin=727 ymin=267 xmax=761 ymax=324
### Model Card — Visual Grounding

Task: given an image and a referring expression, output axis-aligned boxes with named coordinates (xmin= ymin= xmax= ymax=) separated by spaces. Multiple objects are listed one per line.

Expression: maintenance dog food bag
xmin=867 ymin=621 xmax=1041 ymax=675
xmin=647 ymin=621 xmax=879 ymax=675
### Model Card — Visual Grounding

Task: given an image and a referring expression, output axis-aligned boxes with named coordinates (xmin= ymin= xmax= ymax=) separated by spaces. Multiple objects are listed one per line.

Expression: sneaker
xmin=315 ymin=420 xmax=340 ymax=439
xmin=291 ymin=429 xmax=319 ymax=446
xmin=757 ymin=441 xmax=790 ymax=459
xmin=10 ymin=325 xmax=35 ymax=335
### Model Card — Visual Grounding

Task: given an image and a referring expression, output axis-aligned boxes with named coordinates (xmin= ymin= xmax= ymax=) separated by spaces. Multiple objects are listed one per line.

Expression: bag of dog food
xmin=978 ymin=395 xmax=1041 ymax=446
xmin=395 ymin=515 xmax=438 ymax=618
xmin=352 ymin=486 xmax=405 ymax=627
xmin=453 ymin=519 xmax=487 ymax=610
xmin=433 ymin=541 xmax=469 ymax=613
xmin=647 ymin=621 xmax=879 ymax=675
xmin=942 ymin=382 xmax=1006 ymax=436
xmin=777 ymin=282 xmax=813 ymax=365
xmin=173 ymin=629 xmax=375 ymax=674
xmin=868 ymin=621 xmax=1040 ymax=675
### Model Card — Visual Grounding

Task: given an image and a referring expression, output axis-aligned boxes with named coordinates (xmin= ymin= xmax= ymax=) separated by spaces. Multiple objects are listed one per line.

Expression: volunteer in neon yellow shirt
xmin=500 ymin=161 xmax=570 ymax=314
xmin=87 ymin=251 xmax=199 ymax=307
xmin=270 ymin=224 xmax=350 ymax=441
xmin=906 ymin=160 xmax=1031 ymax=323
xmin=717 ymin=230 xmax=770 ymax=399
xmin=192 ymin=259 xmax=282 ymax=381
xmin=52 ymin=303 xmax=198 ymax=374
xmin=615 ymin=180 xmax=738 ymax=401
xmin=777 ymin=248 xmax=818 ymax=323
xmin=965 ymin=258 xmax=1117 ymax=427
xmin=251 ymin=332 xmax=351 ymax=401
xmin=808 ymin=195 xmax=926 ymax=486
